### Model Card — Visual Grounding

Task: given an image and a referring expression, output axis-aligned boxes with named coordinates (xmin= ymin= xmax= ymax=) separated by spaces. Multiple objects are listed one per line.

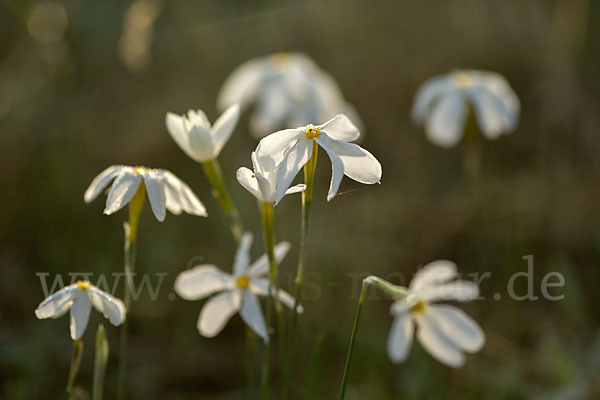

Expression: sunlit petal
xmin=70 ymin=293 xmax=92 ymax=340
xmin=198 ymin=290 xmax=242 ymax=338
xmin=175 ymin=265 xmax=234 ymax=301
xmin=387 ymin=312 xmax=414 ymax=363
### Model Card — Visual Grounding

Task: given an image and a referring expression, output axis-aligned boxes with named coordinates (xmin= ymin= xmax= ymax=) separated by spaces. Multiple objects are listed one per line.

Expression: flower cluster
xmin=217 ymin=52 xmax=362 ymax=138
xmin=34 ymin=52 xmax=516 ymax=398
xmin=412 ymin=69 xmax=519 ymax=147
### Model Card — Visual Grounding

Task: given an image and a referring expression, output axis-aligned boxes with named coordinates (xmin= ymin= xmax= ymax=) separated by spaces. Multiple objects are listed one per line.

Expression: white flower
xmin=165 ymin=104 xmax=240 ymax=163
xmin=255 ymin=114 xmax=382 ymax=204
xmin=387 ymin=260 xmax=485 ymax=367
xmin=84 ymin=165 xmax=207 ymax=222
xmin=412 ymin=70 xmax=520 ymax=148
xmin=217 ymin=52 xmax=361 ymax=138
xmin=35 ymin=281 xmax=126 ymax=340
xmin=174 ymin=233 xmax=301 ymax=342
xmin=236 ymin=151 xmax=306 ymax=204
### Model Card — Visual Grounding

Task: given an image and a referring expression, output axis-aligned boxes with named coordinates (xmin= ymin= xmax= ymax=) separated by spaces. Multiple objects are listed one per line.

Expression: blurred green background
xmin=2 ymin=0 xmax=600 ymax=398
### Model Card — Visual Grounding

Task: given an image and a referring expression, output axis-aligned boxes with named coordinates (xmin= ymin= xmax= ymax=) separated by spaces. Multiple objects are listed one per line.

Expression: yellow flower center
xmin=411 ymin=300 xmax=427 ymax=314
xmin=235 ymin=274 xmax=250 ymax=289
xmin=134 ymin=166 xmax=148 ymax=175
xmin=454 ymin=72 xmax=473 ymax=89
xmin=304 ymin=124 xmax=320 ymax=139
xmin=77 ymin=281 xmax=90 ymax=291
xmin=270 ymin=52 xmax=289 ymax=67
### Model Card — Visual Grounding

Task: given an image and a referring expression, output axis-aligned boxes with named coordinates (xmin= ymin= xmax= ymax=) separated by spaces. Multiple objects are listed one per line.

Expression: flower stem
xmin=244 ymin=326 xmax=257 ymax=398
xmin=117 ymin=186 xmax=144 ymax=400
xmin=64 ymin=339 xmax=84 ymax=400
xmin=92 ymin=324 xmax=109 ymax=400
xmin=202 ymin=158 xmax=244 ymax=243
xmin=338 ymin=280 xmax=369 ymax=400
xmin=283 ymin=141 xmax=318 ymax=399
xmin=259 ymin=202 xmax=277 ymax=399
xmin=463 ymin=107 xmax=482 ymax=180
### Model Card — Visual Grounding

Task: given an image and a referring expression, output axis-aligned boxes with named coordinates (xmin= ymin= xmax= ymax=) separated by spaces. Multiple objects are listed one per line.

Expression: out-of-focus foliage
xmin=1 ymin=0 xmax=600 ymax=399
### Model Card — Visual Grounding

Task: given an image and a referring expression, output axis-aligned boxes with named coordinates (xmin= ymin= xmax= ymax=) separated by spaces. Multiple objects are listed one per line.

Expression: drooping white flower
xmin=217 ymin=52 xmax=362 ymax=138
xmin=387 ymin=260 xmax=485 ymax=367
xmin=174 ymin=233 xmax=301 ymax=342
xmin=255 ymin=114 xmax=382 ymax=204
xmin=412 ymin=70 xmax=520 ymax=148
xmin=84 ymin=165 xmax=207 ymax=221
xmin=165 ymin=104 xmax=240 ymax=163
xmin=236 ymin=151 xmax=306 ymax=204
xmin=35 ymin=281 xmax=126 ymax=340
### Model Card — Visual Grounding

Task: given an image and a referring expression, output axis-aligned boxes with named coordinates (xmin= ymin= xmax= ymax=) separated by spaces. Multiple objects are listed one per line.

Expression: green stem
xmin=117 ymin=186 xmax=144 ymax=400
xmin=259 ymin=202 xmax=277 ymax=399
xmin=245 ymin=326 xmax=257 ymax=398
xmin=283 ymin=141 xmax=318 ymax=399
xmin=92 ymin=324 xmax=109 ymax=400
xmin=202 ymin=158 xmax=244 ymax=243
xmin=339 ymin=281 xmax=369 ymax=400
xmin=64 ymin=339 xmax=84 ymax=400
xmin=463 ymin=106 xmax=482 ymax=180
xmin=305 ymin=332 xmax=326 ymax=399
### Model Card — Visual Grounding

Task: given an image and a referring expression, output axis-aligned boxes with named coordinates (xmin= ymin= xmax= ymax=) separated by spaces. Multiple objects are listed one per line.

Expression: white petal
xmin=239 ymin=291 xmax=268 ymax=342
xmin=104 ymin=173 xmax=142 ymax=215
xmin=420 ymin=281 xmax=480 ymax=303
xmin=233 ymin=233 xmax=253 ymax=276
xmin=161 ymin=171 xmax=207 ymax=217
xmin=249 ymin=84 xmax=290 ymax=138
xmin=143 ymin=173 xmax=166 ymax=222
xmin=469 ymin=89 xmax=509 ymax=140
xmin=162 ymin=177 xmax=182 ymax=215
xmin=250 ymin=279 xmax=304 ymax=313
xmin=236 ymin=167 xmax=264 ymax=202
xmin=188 ymin=125 xmax=216 ymax=162
xmin=70 ymin=293 xmax=92 ymax=340
xmin=387 ymin=312 xmax=414 ymax=363
xmin=198 ymin=290 xmax=242 ymax=338
xmin=483 ymin=74 xmax=520 ymax=131
xmin=165 ymin=113 xmax=196 ymax=161
xmin=320 ymin=114 xmax=361 ymax=142
xmin=255 ymin=129 xmax=303 ymax=171
xmin=211 ymin=104 xmax=240 ymax=156
xmin=174 ymin=265 xmax=234 ymax=301
xmin=415 ymin=311 xmax=465 ymax=367
xmin=314 ymin=136 xmax=345 ymax=201
xmin=275 ymin=287 xmax=303 ymax=313
xmin=411 ymin=76 xmax=453 ymax=124
xmin=35 ymin=285 xmax=82 ymax=319
xmin=248 ymin=241 xmax=291 ymax=277
xmin=188 ymin=109 xmax=210 ymax=129
xmin=84 ymin=165 xmax=125 ymax=203
xmin=425 ymin=92 xmax=467 ymax=148
xmin=217 ymin=58 xmax=266 ymax=111
xmin=321 ymin=135 xmax=382 ymax=184
xmin=426 ymin=305 xmax=485 ymax=353
xmin=284 ymin=184 xmax=306 ymax=196
xmin=410 ymin=260 xmax=457 ymax=295
xmin=274 ymin=138 xmax=313 ymax=205
xmin=88 ymin=286 xmax=127 ymax=326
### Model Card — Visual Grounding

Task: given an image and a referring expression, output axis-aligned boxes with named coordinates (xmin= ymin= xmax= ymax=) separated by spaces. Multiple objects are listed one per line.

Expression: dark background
xmin=1 ymin=0 xmax=600 ymax=398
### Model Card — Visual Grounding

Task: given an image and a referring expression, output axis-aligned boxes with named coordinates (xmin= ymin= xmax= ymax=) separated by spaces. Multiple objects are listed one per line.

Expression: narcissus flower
xmin=387 ymin=260 xmax=485 ymax=367
xmin=174 ymin=233 xmax=301 ymax=342
xmin=35 ymin=281 xmax=126 ymax=340
xmin=412 ymin=70 xmax=519 ymax=148
xmin=165 ymin=104 xmax=240 ymax=163
xmin=236 ymin=151 xmax=305 ymax=204
xmin=84 ymin=165 xmax=207 ymax=221
xmin=217 ymin=52 xmax=361 ymax=138
xmin=255 ymin=114 xmax=382 ymax=204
